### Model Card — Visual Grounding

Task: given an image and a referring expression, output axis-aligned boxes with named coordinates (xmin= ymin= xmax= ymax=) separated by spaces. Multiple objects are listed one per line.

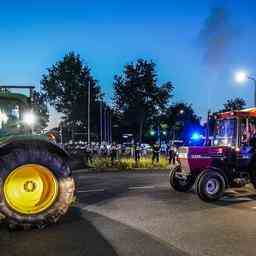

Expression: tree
xmin=113 ymin=59 xmax=173 ymax=142
xmin=32 ymin=91 xmax=49 ymax=131
xmin=41 ymin=52 xmax=103 ymax=140
xmin=223 ymin=97 xmax=246 ymax=111
xmin=163 ymin=103 xmax=201 ymax=142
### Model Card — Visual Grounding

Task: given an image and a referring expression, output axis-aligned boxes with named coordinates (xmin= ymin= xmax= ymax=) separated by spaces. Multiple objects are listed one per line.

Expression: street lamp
xmin=179 ymin=109 xmax=184 ymax=115
xmin=88 ymin=80 xmax=91 ymax=145
xmin=235 ymin=70 xmax=256 ymax=107
xmin=150 ymin=130 xmax=155 ymax=136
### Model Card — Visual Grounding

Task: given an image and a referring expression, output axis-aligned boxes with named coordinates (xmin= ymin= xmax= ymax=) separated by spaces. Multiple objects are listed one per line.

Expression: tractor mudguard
xmin=0 ymin=136 xmax=70 ymax=166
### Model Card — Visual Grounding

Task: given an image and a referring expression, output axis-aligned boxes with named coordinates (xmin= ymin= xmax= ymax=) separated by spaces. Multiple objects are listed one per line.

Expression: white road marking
xmin=128 ymin=185 xmax=155 ymax=190
xmin=77 ymin=185 xmax=168 ymax=194
xmin=77 ymin=189 xmax=105 ymax=193
xmin=72 ymin=170 xmax=89 ymax=174
xmin=157 ymin=185 xmax=169 ymax=188
xmin=221 ymin=197 xmax=252 ymax=202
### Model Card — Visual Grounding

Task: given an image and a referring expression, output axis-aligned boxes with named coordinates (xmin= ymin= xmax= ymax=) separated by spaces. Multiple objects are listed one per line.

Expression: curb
xmin=72 ymin=168 xmax=171 ymax=174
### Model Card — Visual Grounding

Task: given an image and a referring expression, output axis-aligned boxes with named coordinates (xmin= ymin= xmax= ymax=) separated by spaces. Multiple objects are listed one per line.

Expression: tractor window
xmin=240 ymin=119 xmax=247 ymax=145
xmin=240 ymin=118 xmax=256 ymax=146
xmin=214 ymin=118 xmax=237 ymax=147
xmin=247 ymin=118 xmax=256 ymax=147
xmin=0 ymin=103 xmax=22 ymax=135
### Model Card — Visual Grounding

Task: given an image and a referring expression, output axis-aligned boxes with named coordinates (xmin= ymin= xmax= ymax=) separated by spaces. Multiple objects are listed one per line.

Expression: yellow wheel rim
xmin=3 ymin=164 xmax=58 ymax=215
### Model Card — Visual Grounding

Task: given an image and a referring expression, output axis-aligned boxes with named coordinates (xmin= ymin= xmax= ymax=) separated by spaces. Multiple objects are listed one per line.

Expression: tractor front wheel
xmin=195 ymin=170 xmax=225 ymax=202
xmin=0 ymin=145 xmax=75 ymax=229
xmin=169 ymin=166 xmax=195 ymax=192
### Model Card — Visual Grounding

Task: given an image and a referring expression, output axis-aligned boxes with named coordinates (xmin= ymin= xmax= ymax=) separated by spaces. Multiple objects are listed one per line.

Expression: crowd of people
xmin=64 ymin=140 xmax=179 ymax=166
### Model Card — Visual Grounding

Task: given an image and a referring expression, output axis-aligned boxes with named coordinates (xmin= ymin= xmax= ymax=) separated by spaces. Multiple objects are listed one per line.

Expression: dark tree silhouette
xmin=113 ymin=59 xmax=173 ymax=142
xmin=223 ymin=97 xmax=246 ymax=111
xmin=32 ymin=91 xmax=49 ymax=131
xmin=41 ymin=52 xmax=103 ymax=140
xmin=163 ymin=103 xmax=201 ymax=141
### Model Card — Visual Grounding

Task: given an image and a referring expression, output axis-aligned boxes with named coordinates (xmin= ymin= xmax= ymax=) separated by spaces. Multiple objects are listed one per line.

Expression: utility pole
xmin=100 ymin=100 xmax=103 ymax=144
xmin=205 ymin=110 xmax=211 ymax=146
xmin=88 ymin=80 xmax=91 ymax=145
xmin=247 ymin=76 xmax=256 ymax=107
xmin=253 ymin=79 xmax=256 ymax=107
xmin=104 ymin=107 xmax=107 ymax=143
xmin=106 ymin=109 xmax=109 ymax=144
xmin=235 ymin=72 xmax=256 ymax=107
xmin=109 ymin=111 xmax=112 ymax=144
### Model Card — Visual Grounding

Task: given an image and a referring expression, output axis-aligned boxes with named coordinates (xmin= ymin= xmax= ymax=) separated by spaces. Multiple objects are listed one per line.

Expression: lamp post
xmin=172 ymin=108 xmax=184 ymax=141
xmin=88 ymin=80 xmax=91 ymax=145
xmin=109 ymin=111 xmax=112 ymax=143
xmin=100 ymin=99 xmax=103 ymax=144
xmin=235 ymin=71 xmax=256 ymax=107
xmin=104 ymin=107 xmax=107 ymax=143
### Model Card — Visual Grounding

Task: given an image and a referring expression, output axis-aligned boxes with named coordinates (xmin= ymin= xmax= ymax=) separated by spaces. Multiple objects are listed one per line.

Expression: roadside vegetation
xmin=88 ymin=156 xmax=170 ymax=170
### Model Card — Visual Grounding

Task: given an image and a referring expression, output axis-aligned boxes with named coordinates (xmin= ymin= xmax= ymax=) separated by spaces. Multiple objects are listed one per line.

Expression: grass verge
xmin=88 ymin=156 xmax=170 ymax=170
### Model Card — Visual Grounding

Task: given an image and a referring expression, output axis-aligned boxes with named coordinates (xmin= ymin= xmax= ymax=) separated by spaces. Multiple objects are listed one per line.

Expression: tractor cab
xmin=0 ymin=86 xmax=75 ymax=229
xmin=213 ymin=108 xmax=256 ymax=150
xmin=0 ymin=86 xmax=34 ymax=136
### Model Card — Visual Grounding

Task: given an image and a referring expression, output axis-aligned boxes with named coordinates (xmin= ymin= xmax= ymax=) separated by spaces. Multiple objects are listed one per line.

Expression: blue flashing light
xmin=191 ymin=132 xmax=201 ymax=141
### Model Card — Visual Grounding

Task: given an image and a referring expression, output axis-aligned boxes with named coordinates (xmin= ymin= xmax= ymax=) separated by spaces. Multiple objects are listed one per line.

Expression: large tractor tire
xmin=0 ymin=143 xmax=75 ymax=229
xmin=195 ymin=170 xmax=225 ymax=202
xmin=169 ymin=166 xmax=195 ymax=192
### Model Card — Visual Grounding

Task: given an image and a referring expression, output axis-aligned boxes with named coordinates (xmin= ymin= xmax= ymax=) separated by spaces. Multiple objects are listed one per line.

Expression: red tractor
xmin=170 ymin=108 xmax=256 ymax=202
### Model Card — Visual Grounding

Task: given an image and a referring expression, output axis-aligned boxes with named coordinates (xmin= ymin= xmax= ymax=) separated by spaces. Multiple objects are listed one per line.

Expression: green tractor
xmin=0 ymin=86 xmax=75 ymax=229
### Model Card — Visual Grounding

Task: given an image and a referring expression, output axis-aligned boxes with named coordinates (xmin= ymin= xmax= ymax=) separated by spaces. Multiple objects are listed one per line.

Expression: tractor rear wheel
xmin=0 ymin=145 xmax=75 ymax=229
xmin=195 ymin=170 xmax=225 ymax=202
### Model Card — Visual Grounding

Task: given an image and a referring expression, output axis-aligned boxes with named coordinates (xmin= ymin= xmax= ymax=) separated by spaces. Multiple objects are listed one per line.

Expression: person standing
xmin=85 ymin=145 xmax=93 ymax=166
xmin=102 ymin=144 xmax=108 ymax=158
xmin=134 ymin=143 xmax=141 ymax=162
xmin=152 ymin=143 xmax=160 ymax=164
xmin=169 ymin=143 xmax=177 ymax=165
xmin=110 ymin=143 xmax=117 ymax=165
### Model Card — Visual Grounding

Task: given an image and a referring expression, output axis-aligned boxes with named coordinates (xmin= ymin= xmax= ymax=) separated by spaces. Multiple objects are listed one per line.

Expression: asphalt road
xmin=1 ymin=170 xmax=256 ymax=256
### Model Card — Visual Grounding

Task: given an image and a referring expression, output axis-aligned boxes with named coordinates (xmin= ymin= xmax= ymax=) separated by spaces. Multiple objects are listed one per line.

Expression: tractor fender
xmin=0 ymin=138 xmax=70 ymax=162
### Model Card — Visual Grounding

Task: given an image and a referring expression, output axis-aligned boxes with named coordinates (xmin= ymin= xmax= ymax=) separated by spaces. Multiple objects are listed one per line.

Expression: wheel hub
xmin=3 ymin=164 xmax=58 ymax=215
xmin=24 ymin=180 xmax=37 ymax=192
xmin=206 ymin=178 xmax=220 ymax=195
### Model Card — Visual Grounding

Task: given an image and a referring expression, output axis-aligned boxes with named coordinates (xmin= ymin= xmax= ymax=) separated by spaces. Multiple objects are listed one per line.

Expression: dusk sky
xmin=0 ymin=0 xmax=256 ymax=127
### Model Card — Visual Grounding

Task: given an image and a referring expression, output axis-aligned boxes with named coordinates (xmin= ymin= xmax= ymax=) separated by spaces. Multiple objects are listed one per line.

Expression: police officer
xmin=152 ymin=143 xmax=160 ymax=163
xmin=110 ymin=143 xmax=118 ymax=165
xmin=134 ymin=143 xmax=141 ymax=162
xmin=168 ymin=142 xmax=177 ymax=165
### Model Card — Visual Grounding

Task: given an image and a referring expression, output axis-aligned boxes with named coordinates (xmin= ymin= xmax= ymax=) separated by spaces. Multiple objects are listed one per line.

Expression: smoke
xmin=198 ymin=6 xmax=236 ymax=70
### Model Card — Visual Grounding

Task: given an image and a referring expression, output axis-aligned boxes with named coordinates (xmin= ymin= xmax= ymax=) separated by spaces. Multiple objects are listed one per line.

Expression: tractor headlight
xmin=178 ymin=152 xmax=188 ymax=159
xmin=23 ymin=112 xmax=37 ymax=126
